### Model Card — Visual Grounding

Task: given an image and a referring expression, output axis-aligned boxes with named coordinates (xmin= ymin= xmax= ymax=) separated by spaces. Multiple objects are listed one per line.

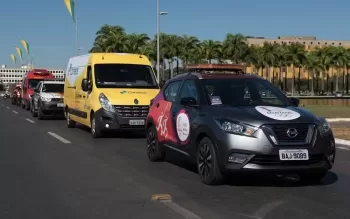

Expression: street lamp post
xmin=156 ymin=0 xmax=168 ymax=84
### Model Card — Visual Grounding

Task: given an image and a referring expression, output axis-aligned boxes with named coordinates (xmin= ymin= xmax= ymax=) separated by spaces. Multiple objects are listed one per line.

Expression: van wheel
xmin=66 ymin=109 xmax=76 ymax=128
xmin=197 ymin=137 xmax=225 ymax=185
xmin=91 ymin=114 xmax=103 ymax=138
xmin=146 ymin=125 xmax=165 ymax=162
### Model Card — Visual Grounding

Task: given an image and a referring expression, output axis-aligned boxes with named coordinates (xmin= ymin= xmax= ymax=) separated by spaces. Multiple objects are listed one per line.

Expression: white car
xmin=30 ymin=80 xmax=65 ymax=119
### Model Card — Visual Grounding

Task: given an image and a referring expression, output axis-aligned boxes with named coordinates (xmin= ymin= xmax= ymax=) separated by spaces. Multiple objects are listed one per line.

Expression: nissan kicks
xmin=145 ymin=71 xmax=335 ymax=185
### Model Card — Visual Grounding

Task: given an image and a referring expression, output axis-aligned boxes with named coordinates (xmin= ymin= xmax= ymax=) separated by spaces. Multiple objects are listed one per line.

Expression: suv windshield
xmin=94 ymin=64 xmax=158 ymax=89
xmin=28 ymin=79 xmax=42 ymax=89
xmin=201 ymin=79 xmax=290 ymax=107
xmin=42 ymin=84 xmax=64 ymax=93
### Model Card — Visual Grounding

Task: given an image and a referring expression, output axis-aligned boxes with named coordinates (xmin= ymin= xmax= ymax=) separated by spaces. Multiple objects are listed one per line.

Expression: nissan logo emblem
xmin=286 ymin=128 xmax=298 ymax=138
xmin=134 ymin=99 xmax=139 ymax=104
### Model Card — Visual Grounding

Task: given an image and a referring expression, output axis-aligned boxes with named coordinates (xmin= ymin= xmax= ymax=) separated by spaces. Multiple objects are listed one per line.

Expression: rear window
xmin=94 ymin=64 xmax=158 ymax=89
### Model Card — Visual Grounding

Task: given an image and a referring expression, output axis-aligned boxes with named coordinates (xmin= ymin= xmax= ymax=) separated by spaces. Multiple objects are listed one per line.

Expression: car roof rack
xmin=185 ymin=64 xmax=246 ymax=75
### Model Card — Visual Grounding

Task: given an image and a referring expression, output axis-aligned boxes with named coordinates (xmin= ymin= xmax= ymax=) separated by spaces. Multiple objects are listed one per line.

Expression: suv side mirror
xmin=289 ymin=97 xmax=300 ymax=106
xmin=82 ymin=79 xmax=88 ymax=92
xmin=180 ymin=97 xmax=198 ymax=107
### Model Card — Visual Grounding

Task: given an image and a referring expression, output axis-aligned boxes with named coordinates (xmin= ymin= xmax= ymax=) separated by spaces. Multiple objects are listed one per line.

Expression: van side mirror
xmin=82 ymin=79 xmax=88 ymax=92
xmin=289 ymin=97 xmax=300 ymax=106
xmin=180 ymin=97 xmax=198 ymax=107
xmin=34 ymin=88 xmax=39 ymax=93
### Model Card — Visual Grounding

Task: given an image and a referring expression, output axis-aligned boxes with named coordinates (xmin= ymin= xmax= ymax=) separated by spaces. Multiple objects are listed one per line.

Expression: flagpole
xmin=75 ymin=0 xmax=79 ymax=55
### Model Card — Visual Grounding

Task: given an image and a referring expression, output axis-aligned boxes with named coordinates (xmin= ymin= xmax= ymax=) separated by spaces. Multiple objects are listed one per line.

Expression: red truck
xmin=21 ymin=69 xmax=54 ymax=110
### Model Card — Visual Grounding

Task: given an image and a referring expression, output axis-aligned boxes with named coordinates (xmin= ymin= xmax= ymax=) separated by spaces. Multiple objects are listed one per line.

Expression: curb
xmin=335 ymin=138 xmax=350 ymax=146
xmin=327 ymin=118 xmax=350 ymax=122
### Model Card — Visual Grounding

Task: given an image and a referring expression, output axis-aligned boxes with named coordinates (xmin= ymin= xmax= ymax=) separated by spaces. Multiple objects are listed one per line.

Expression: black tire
xmin=31 ymin=101 xmax=37 ymax=117
xmin=66 ymin=109 xmax=76 ymax=128
xmin=146 ymin=125 xmax=165 ymax=162
xmin=37 ymin=102 xmax=44 ymax=120
xmin=299 ymin=171 xmax=327 ymax=184
xmin=91 ymin=114 xmax=103 ymax=138
xmin=197 ymin=137 xmax=225 ymax=185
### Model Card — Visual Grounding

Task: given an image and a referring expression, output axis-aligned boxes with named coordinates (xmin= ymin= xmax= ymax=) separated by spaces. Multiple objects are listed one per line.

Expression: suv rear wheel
xmin=197 ymin=137 xmax=225 ymax=185
xmin=146 ymin=126 xmax=165 ymax=162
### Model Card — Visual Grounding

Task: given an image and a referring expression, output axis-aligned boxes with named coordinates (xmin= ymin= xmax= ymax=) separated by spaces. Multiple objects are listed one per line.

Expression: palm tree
xmin=87 ymin=24 xmax=350 ymax=94
xmin=285 ymin=43 xmax=306 ymax=95
xmin=200 ymin=40 xmax=222 ymax=64
xmin=304 ymin=52 xmax=322 ymax=95
xmin=125 ymin=33 xmax=150 ymax=53
xmin=222 ymin=33 xmax=248 ymax=64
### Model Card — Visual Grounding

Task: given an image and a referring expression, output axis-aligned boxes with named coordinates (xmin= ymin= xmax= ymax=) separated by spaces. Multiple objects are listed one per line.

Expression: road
xmin=1 ymin=99 xmax=350 ymax=219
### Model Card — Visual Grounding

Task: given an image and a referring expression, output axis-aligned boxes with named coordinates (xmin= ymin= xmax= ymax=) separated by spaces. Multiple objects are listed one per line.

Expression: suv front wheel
xmin=197 ymin=137 xmax=225 ymax=185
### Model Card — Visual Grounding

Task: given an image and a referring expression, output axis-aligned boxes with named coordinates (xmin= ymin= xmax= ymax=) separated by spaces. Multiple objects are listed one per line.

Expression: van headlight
xmin=99 ymin=93 xmax=115 ymax=113
xmin=215 ymin=119 xmax=258 ymax=136
xmin=319 ymin=117 xmax=331 ymax=133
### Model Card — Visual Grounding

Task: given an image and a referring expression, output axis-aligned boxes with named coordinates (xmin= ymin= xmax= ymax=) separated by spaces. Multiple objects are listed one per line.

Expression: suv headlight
xmin=99 ymin=93 xmax=115 ymax=113
xmin=215 ymin=119 xmax=258 ymax=136
xmin=41 ymin=97 xmax=51 ymax=102
xmin=319 ymin=117 xmax=331 ymax=133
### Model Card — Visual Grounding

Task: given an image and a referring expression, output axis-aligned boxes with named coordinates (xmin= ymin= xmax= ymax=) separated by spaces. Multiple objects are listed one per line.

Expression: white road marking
xmin=12 ymin=110 xmax=18 ymax=114
xmin=161 ymin=200 xmax=202 ymax=219
xmin=6 ymin=106 xmax=9 ymax=109
xmin=47 ymin=132 xmax=71 ymax=144
xmin=25 ymin=118 xmax=35 ymax=123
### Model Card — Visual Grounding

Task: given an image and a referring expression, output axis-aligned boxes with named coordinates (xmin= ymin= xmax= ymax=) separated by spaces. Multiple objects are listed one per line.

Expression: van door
xmin=83 ymin=65 xmax=93 ymax=122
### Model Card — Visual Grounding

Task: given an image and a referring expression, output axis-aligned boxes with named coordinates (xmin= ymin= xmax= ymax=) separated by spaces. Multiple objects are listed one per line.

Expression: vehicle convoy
xmin=11 ymin=85 xmax=22 ymax=106
xmin=21 ymin=69 xmax=54 ymax=110
xmin=64 ymin=53 xmax=160 ymax=138
xmin=30 ymin=80 xmax=64 ymax=119
xmin=146 ymin=64 xmax=336 ymax=185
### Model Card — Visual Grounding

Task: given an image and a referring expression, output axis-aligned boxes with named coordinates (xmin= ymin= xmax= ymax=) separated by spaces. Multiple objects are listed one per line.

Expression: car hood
xmin=41 ymin=92 xmax=64 ymax=99
xmin=208 ymin=105 xmax=322 ymax=127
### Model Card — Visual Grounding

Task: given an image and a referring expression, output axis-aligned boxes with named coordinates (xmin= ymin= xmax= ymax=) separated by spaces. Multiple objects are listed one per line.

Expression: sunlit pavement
xmin=1 ymin=99 xmax=350 ymax=219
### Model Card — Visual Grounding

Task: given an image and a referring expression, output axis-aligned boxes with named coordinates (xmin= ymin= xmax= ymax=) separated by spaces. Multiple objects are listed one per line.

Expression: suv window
xmin=179 ymin=80 xmax=198 ymax=102
xmin=201 ymin=79 xmax=289 ymax=106
xmin=164 ymin=81 xmax=182 ymax=102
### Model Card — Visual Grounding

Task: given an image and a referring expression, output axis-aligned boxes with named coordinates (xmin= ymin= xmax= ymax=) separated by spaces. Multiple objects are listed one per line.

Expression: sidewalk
xmin=327 ymin=119 xmax=350 ymax=146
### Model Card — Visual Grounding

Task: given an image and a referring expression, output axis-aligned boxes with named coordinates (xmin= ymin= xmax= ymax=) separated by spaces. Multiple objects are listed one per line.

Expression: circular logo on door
xmin=176 ymin=109 xmax=190 ymax=142
xmin=134 ymin=99 xmax=139 ymax=104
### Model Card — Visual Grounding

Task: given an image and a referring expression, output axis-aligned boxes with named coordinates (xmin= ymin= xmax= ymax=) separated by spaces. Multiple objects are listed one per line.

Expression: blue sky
xmin=0 ymin=0 xmax=349 ymax=69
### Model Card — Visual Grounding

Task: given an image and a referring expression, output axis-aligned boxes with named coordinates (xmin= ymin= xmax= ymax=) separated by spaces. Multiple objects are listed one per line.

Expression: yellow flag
xmin=15 ymin=47 xmax=23 ymax=63
xmin=64 ymin=0 xmax=75 ymax=23
xmin=9 ymin=54 xmax=16 ymax=64
xmin=20 ymin=40 xmax=30 ymax=54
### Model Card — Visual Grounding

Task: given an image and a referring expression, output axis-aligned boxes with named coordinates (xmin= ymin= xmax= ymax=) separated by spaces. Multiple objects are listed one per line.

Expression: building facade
xmin=0 ymin=65 xmax=64 ymax=85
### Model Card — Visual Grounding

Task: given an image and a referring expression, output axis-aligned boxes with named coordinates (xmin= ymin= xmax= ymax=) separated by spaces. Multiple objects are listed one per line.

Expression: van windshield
xmin=42 ymin=84 xmax=64 ymax=93
xmin=94 ymin=64 xmax=159 ymax=89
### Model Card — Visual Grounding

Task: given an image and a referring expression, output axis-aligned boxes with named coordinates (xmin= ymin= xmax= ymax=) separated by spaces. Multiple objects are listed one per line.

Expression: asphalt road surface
xmin=1 ymin=99 xmax=350 ymax=219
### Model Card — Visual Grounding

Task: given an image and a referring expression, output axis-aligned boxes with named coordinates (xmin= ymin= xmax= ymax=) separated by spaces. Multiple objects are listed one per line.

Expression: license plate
xmin=279 ymin=149 xmax=309 ymax=161
xmin=129 ymin=120 xmax=145 ymax=126
xmin=57 ymin=103 xmax=64 ymax=107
